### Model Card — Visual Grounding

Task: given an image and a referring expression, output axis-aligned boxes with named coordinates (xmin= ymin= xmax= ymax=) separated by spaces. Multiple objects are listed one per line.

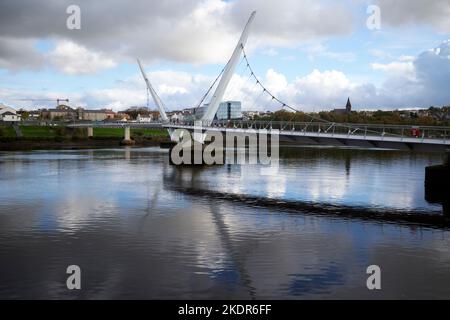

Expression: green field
xmin=1 ymin=125 xmax=169 ymax=139
xmin=132 ymin=128 xmax=169 ymax=138
xmin=93 ymin=127 xmax=168 ymax=138
xmin=0 ymin=125 xmax=16 ymax=137
xmin=20 ymin=126 xmax=58 ymax=137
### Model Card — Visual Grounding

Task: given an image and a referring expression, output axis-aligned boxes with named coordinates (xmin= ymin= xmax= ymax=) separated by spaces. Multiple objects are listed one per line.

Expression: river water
xmin=0 ymin=147 xmax=449 ymax=299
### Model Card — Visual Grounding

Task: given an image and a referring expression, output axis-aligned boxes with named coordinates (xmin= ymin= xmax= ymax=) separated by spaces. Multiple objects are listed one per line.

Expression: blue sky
xmin=0 ymin=0 xmax=449 ymax=112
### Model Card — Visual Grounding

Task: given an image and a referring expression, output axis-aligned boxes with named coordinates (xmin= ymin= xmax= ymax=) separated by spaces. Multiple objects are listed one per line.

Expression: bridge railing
xmin=175 ymin=120 xmax=448 ymax=143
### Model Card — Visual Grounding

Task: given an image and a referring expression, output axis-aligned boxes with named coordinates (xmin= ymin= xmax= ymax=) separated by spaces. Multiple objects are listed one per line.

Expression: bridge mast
xmin=137 ymin=59 xmax=169 ymax=123
xmin=201 ymin=11 xmax=256 ymax=125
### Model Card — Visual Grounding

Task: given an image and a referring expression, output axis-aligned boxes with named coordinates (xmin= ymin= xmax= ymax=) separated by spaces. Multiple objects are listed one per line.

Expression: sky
xmin=0 ymin=0 xmax=450 ymax=112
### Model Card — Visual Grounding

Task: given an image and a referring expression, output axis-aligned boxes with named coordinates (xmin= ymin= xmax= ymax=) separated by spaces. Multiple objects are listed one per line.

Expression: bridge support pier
xmin=87 ymin=127 xmax=93 ymax=138
xmin=120 ymin=126 xmax=135 ymax=146
xmin=425 ymin=154 xmax=450 ymax=216
xmin=124 ymin=126 xmax=130 ymax=140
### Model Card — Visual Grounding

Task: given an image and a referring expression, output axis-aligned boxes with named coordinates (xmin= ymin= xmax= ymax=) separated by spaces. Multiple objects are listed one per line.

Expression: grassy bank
xmin=92 ymin=127 xmax=169 ymax=138
xmin=0 ymin=126 xmax=16 ymax=137
xmin=0 ymin=125 xmax=169 ymax=138
xmin=0 ymin=125 xmax=170 ymax=151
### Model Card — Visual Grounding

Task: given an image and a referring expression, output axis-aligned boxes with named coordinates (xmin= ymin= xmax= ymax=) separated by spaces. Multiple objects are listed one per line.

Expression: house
xmin=1 ymin=111 xmax=21 ymax=122
xmin=0 ymin=104 xmax=21 ymax=122
xmin=28 ymin=110 xmax=42 ymax=120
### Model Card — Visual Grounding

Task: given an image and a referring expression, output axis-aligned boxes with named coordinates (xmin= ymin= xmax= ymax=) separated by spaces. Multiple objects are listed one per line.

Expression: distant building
xmin=28 ymin=110 xmax=41 ymax=120
xmin=41 ymin=105 xmax=77 ymax=120
xmin=0 ymin=104 xmax=21 ymax=122
xmin=332 ymin=97 xmax=352 ymax=115
xmin=217 ymin=101 xmax=243 ymax=120
xmin=194 ymin=101 xmax=243 ymax=121
xmin=41 ymin=105 xmax=116 ymax=121
xmin=168 ymin=112 xmax=184 ymax=123
xmin=243 ymin=111 xmax=260 ymax=120
xmin=77 ymin=108 xmax=115 ymax=121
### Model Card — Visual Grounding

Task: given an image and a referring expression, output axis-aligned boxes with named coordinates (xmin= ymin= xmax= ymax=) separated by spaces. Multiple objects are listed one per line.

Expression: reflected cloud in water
xmin=0 ymin=147 xmax=449 ymax=299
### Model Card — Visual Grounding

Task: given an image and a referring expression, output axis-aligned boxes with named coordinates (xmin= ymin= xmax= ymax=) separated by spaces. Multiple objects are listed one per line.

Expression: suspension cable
xmin=240 ymin=47 xmax=408 ymax=137
xmin=241 ymin=46 xmax=333 ymax=125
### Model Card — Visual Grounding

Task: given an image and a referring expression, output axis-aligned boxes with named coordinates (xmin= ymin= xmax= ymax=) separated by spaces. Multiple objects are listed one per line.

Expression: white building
xmin=0 ymin=103 xmax=21 ymax=122
xmin=169 ymin=113 xmax=184 ymax=123
xmin=243 ymin=111 xmax=260 ymax=120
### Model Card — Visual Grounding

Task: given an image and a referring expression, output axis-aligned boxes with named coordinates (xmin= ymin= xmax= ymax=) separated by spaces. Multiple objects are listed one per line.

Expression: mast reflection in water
xmin=0 ymin=147 xmax=449 ymax=299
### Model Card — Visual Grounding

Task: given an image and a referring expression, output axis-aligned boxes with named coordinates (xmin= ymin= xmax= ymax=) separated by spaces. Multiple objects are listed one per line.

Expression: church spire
xmin=346 ymin=97 xmax=352 ymax=113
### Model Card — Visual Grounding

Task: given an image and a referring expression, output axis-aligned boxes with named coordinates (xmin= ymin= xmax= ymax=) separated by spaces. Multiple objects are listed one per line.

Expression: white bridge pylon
xmin=201 ymin=11 xmax=256 ymax=125
xmin=137 ymin=11 xmax=257 ymax=143
xmin=137 ymin=58 xmax=169 ymax=123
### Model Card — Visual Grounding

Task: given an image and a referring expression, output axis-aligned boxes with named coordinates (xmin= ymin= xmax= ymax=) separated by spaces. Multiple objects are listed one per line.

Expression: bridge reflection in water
xmin=0 ymin=147 xmax=449 ymax=299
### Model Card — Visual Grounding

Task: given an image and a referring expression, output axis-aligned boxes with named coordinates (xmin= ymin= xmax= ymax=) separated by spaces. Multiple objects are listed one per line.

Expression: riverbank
xmin=0 ymin=125 xmax=170 ymax=151
xmin=0 ymin=136 xmax=169 ymax=151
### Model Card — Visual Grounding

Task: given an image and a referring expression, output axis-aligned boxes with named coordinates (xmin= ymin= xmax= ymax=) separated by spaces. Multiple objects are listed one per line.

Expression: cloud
xmin=48 ymin=41 xmax=117 ymax=75
xmin=0 ymin=37 xmax=44 ymax=70
xmin=290 ymin=69 xmax=354 ymax=107
xmin=0 ymin=0 xmax=356 ymax=72
xmin=236 ymin=40 xmax=450 ymax=110
xmin=376 ymin=0 xmax=450 ymax=34
xmin=83 ymin=70 xmax=217 ymax=110
xmin=367 ymin=40 xmax=450 ymax=108
xmin=2 ymin=41 xmax=449 ymax=112
xmin=371 ymin=61 xmax=416 ymax=79
xmin=227 ymin=0 xmax=354 ymax=46
xmin=413 ymin=40 xmax=450 ymax=105
xmin=301 ymin=43 xmax=357 ymax=63
xmin=262 ymin=48 xmax=279 ymax=57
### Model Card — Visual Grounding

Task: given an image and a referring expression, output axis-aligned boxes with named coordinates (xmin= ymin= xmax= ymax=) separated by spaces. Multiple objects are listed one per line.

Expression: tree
xmin=19 ymin=111 xmax=30 ymax=121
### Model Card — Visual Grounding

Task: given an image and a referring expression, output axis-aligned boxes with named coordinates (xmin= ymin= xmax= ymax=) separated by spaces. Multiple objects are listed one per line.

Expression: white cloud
xmin=371 ymin=60 xmax=416 ymax=80
xmin=0 ymin=0 xmax=355 ymax=69
xmin=368 ymin=49 xmax=393 ymax=60
xmin=265 ymin=69 xmax=288 ymax=94
xmin=262 ymin=48 xmax=279 ymax=57
xmin=302 ymin=43 xmax=356 ymax=63
xmin=2 ymin=41 xmax=450 ymax=112
xmin=286 ymin=69 xmax=356 ymax=110
xmin=48 ymin=41 xmax=117 ymax=75
xmin=82 ymin=70 xmax=217 ymax=111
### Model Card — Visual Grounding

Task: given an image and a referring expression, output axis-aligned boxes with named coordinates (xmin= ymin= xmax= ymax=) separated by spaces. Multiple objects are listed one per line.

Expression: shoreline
xmin=0 ymin=136 xmax=168 ymax=151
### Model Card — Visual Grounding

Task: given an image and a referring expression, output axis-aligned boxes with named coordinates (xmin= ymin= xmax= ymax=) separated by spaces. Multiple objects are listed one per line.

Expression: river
xmin=0 ymin=146 xmax=449 ymax=299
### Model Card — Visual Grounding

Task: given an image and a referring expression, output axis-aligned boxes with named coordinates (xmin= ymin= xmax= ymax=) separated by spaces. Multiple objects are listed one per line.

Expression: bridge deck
xmin=164 ymin=122 xmax=450 ymax=151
